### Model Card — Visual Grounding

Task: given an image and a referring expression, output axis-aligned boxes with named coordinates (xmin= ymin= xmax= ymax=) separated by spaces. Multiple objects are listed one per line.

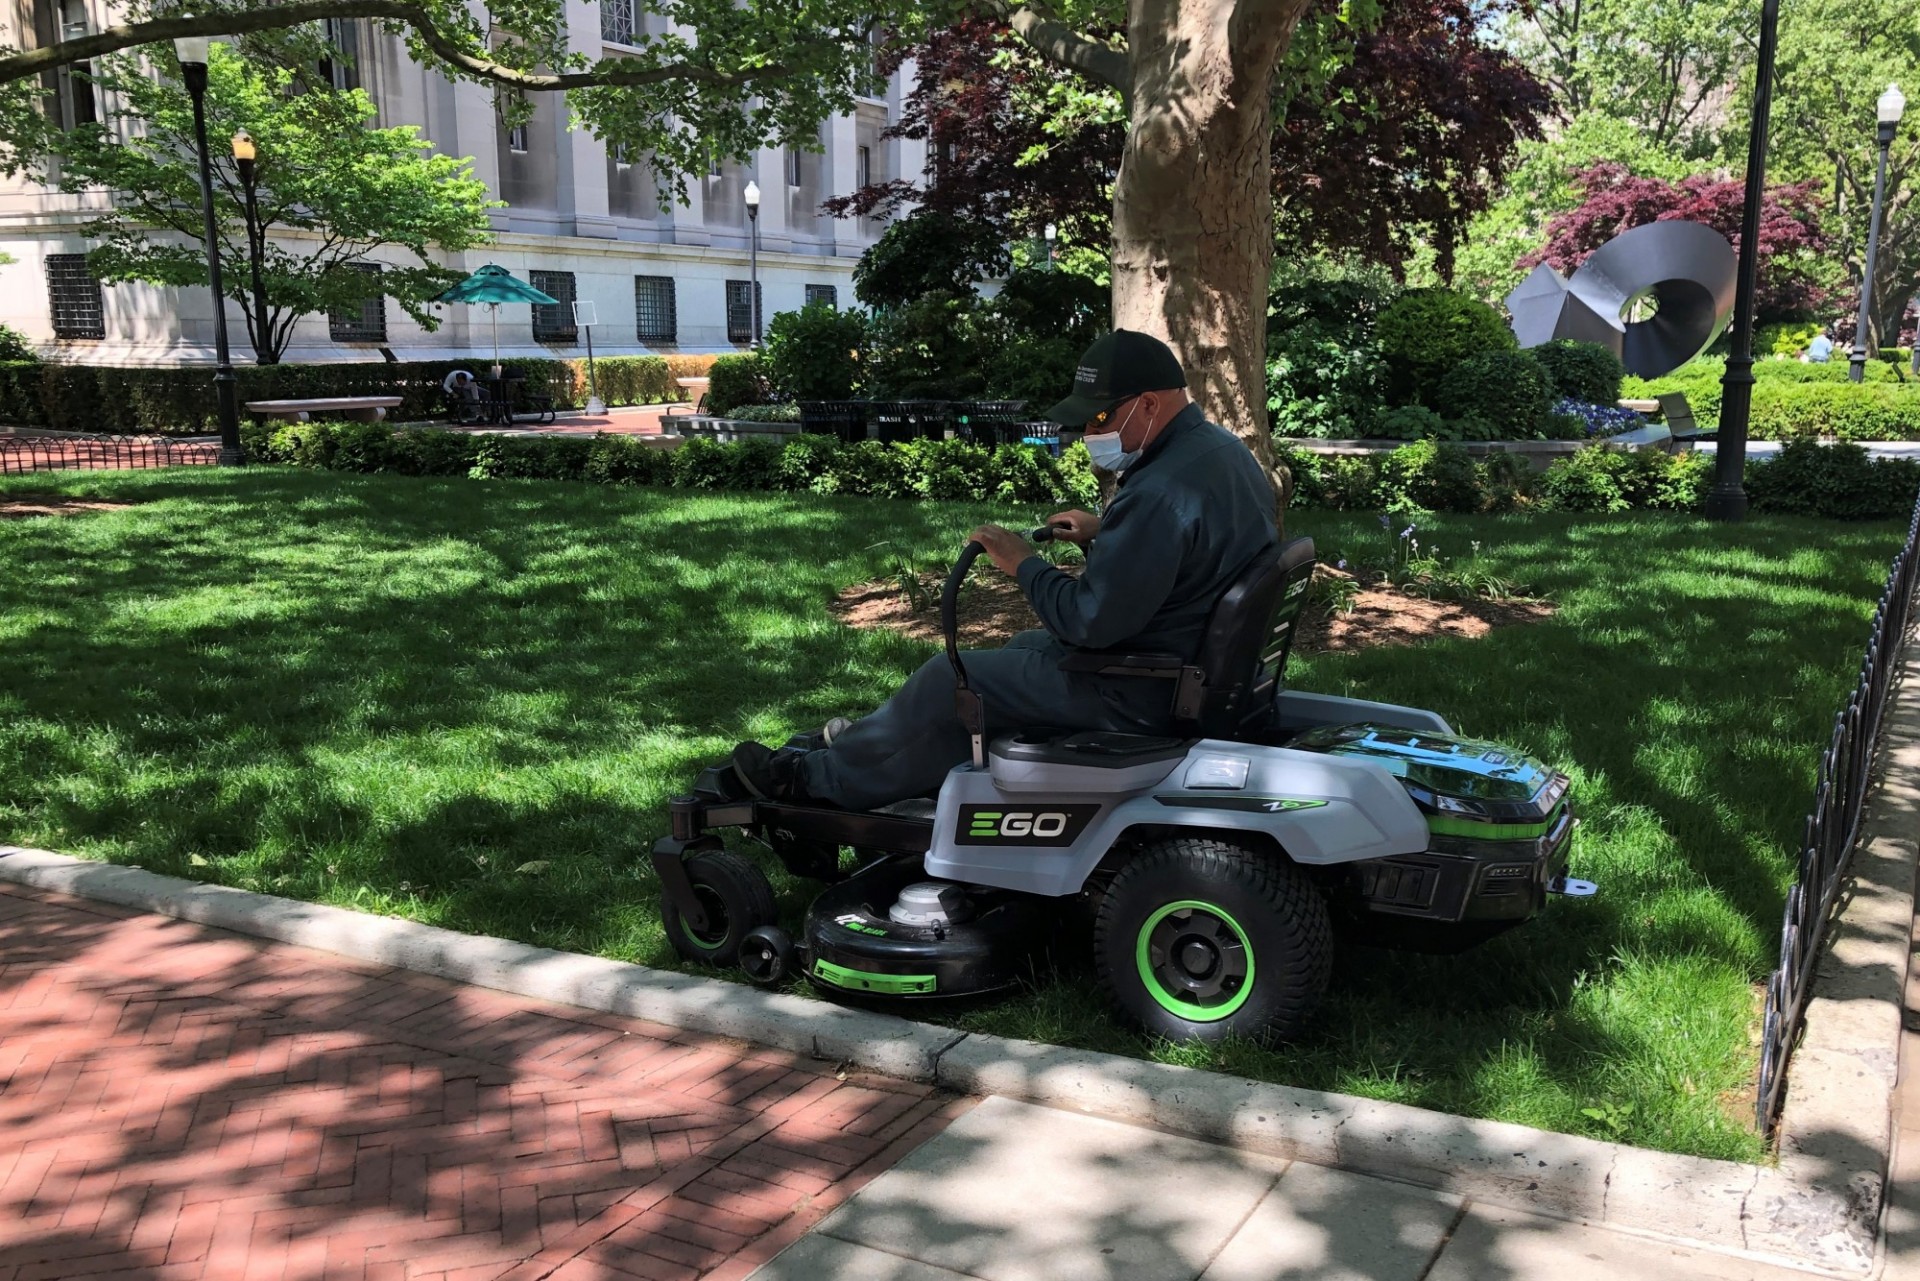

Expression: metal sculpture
xmin=1505 ymin=221 xmax=1738 ymax=379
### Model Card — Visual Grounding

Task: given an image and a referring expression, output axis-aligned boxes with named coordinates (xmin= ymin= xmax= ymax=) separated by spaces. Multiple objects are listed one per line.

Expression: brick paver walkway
xmin=0 ymin=883 xmax=962 ymax=1281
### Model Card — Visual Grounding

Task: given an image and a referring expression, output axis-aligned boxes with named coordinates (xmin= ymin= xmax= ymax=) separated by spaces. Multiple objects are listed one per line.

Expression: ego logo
xmin=957 ymin=804 xmax=1100 ymax=847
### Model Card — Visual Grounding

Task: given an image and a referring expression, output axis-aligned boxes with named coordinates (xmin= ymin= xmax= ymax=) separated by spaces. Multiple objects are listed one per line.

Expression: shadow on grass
xmin=0 ymin=470 xmax=1905 ymax=1161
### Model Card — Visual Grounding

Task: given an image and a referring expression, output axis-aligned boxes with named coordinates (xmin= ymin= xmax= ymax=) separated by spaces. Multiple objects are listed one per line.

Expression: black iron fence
xmin=1757 ymin=492 xmax=1920 ymax=1136
xmin=0 ymin=433 xmax=220 ymax=475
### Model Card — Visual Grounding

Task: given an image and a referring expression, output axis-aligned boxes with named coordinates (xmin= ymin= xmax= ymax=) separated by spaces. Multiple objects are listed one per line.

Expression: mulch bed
xmin=832 ymin=562 xmax=1555 ymax=654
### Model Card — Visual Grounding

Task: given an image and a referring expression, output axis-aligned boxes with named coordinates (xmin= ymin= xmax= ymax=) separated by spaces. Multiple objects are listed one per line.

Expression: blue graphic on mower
xmin=653 ymin=530 xmax=1594 ymax=1044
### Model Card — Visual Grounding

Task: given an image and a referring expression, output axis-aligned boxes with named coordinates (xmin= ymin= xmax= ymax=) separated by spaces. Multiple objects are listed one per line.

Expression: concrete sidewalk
xmin=748 ymin=1096 xmax=1823 ymax=1281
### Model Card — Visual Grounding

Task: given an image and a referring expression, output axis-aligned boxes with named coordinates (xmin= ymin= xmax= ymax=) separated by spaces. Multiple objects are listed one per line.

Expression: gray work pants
xmin=795 ymin=630 xmax=1172 ymax=811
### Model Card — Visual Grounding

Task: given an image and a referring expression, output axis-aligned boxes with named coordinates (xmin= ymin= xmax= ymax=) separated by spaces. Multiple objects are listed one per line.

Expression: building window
xmin=507 ymin=119 xmax=529 ymax=153
xmin=44 ymin=253 xmax=104 ymax=340
xmin=54 ymin=0 xmax=96 ymax=129
xmin=785 ymin=149 xmax=802 ymax=187
xmin=708 ymin=149 xmax=722 ymax=178
xmin=856 ymin=145 xmax=871 ymax=189
xmin=612 ymin=142 xmax=631 ymax=169
xmin=328 ymin=263 xmax=386 ymax=342
xmin=601 ymin=0 xmax=635 ymax=45
xmin=804 ymin=284 xmax=837 ymax=310
xmin=530 ymin=270 xmax=578 ymax=343
xmin=318 ymin=17 xmax=361 ymax=91
xmin=725 ymin=279 xmax=762 ymax=345
xmin=635 ymin=276 xmax=676 ymax=343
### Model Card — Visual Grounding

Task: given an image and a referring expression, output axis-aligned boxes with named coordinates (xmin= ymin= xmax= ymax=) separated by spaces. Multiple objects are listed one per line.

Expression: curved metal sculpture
xmin=1505 ymin=221 xmax=1738 ymax=380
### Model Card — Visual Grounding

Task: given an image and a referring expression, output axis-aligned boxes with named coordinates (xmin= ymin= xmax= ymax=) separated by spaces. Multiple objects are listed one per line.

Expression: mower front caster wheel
xmin=662 ymin=850 xmax=776 ymax=967
xmin=1094 ymin=836 xmax=1332 ymax=1044
xmin=739 ymin=925 xmax=797 ymax=986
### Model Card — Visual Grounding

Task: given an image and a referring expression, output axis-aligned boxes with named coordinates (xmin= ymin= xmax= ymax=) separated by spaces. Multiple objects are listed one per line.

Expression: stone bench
xmin=245 ymin=396 xmax=404 ymax=423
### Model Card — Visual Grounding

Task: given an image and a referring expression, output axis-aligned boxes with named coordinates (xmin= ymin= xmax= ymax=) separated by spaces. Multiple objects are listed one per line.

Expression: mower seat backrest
xmin=1179 ymin=536 xmax=1316 ymax=738
xmin=1055 ymin=536 xmax=1317 ymax=740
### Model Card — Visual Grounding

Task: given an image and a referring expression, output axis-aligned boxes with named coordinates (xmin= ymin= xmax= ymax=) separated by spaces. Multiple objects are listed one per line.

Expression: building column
xmin=754 ymin=144 xmax=791 ymax=252
xmin=827 ymin=114 xmax=860 ymax=259
xmin=554 ymin=0 xmax=615 ymax=239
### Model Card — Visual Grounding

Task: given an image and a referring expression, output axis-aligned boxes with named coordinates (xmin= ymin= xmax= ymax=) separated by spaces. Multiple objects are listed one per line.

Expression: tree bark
xmin=1107 ymin=0 xmax=1309 ymax=526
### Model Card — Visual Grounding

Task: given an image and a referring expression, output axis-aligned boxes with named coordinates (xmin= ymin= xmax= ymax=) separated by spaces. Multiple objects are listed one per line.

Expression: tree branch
xmin=0 ymin=1 xmax=836 ymax=91
xmin=993 ymin=1 xmax=1131 ymax=98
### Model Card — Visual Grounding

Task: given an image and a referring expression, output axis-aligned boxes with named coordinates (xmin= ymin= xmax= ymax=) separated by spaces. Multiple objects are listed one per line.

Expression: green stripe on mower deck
xmin=811 ymin=960 xmax=938 ymax=996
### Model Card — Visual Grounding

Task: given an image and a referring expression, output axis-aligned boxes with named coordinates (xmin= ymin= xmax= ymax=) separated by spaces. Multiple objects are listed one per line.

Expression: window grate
xmin=601 ymin=0 xmax=636 ymax=45
xmin=725 ymin=279 xmax=762 ymax=345
xmin=530 ymin=270 xmax=578 ymax=343
xmin=45 ymin=253 xmax=104 ymax=340
xmin=804 ymin=284 xmax=837 ymax=309
xmin=635 ymin=276 xmax=677 ymax=343
xmin=328 ymin=263 xmax=386 ymax=342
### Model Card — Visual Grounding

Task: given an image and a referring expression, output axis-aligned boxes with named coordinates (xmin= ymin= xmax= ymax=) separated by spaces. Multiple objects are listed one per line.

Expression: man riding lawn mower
xmin=653 ymin=331 xmax=1594 ymax=1043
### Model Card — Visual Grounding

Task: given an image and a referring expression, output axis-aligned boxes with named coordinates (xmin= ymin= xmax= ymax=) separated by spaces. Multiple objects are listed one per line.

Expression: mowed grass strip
xmin=0 ymin=466 xmax=1904 ymax=1161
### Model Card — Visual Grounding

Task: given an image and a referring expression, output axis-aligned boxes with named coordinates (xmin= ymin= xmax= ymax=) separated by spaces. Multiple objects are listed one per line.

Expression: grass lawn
xmin=0 ymin=466 xmax=1905 ymax=1163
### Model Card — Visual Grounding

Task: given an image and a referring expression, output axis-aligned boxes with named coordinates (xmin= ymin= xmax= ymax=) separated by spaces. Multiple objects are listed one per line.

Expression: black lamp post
xmin=744 ymin=179 xmax=762 ymax=348
xmin=230 ymin=128 xmax=271 ymax=367
xmin=1706 ymin=0 xmax=1782 ymax=522
xmin=1851 ymin=83 xmax=1906 ymax=384
xmin=174 ymin=32 xmax=243 ymax=464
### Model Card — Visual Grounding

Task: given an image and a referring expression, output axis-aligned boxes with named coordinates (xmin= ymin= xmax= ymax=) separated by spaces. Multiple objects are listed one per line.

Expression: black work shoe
xmin=730 ymin=742 xmax=808 ymax=800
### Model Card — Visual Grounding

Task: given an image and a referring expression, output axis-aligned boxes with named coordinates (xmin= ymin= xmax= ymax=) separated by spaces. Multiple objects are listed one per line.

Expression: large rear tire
xmin=1094 ymin=837 xmax=1332 ymax=1044
xmin=662 ymin=850 xmax=777 ymax=967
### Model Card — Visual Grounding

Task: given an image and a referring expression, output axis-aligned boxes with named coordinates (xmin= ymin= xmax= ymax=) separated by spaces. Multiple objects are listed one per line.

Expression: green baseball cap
xmin=1045 ymin=329 xmax=1189 ymax=427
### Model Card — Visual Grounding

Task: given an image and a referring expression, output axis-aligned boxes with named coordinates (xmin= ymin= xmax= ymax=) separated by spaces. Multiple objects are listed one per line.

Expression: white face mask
xmin=1084 ymin=399 xmax=1143 ymax=472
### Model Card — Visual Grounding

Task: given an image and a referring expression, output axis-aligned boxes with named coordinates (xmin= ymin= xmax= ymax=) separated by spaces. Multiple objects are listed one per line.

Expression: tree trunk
xmin=1110 ymin=0 xmax=1310 ymax=528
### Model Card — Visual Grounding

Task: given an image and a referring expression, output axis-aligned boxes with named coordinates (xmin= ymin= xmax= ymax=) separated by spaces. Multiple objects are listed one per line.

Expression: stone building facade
xmin=0 ymin=0 xmax=920 ymax=364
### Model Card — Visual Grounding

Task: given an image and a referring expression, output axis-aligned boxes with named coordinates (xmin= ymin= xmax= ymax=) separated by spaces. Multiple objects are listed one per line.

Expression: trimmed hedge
xmin=1624 ymin=356 xmax=1920 ymax=440
xmin=235 ymin=419 xmax=1914 ymax=523
xmin=242 ymin=418 xmax=1101 ymax=507
xmin=0 ymin=354 xmax=722 ymax=435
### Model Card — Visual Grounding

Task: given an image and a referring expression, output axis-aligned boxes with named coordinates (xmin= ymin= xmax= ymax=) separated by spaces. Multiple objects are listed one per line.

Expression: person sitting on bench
xmin=723 ymin=329 xmax=1279 ymax=811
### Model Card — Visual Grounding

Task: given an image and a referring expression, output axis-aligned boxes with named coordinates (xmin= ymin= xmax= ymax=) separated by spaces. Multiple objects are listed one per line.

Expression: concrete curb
xmin=0 ymin=841 xmax=1873 ymax=1276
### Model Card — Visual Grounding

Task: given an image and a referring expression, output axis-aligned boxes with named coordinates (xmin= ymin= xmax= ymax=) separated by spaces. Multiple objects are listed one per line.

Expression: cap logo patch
xmin=1075 ymin=365 xmax=1098 ymax=386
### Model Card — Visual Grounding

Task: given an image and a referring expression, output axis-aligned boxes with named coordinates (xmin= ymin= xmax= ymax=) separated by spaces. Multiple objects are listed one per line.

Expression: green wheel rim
xmin=683 ymin=885 xmax=730 ymax=952
xmin=1134 ymin=899 xmax=1255 ymax=1023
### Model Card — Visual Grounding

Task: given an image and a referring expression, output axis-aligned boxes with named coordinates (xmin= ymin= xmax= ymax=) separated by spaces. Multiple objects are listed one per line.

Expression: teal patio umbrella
xmin=433 ymin=264 xmax=559 ymax=368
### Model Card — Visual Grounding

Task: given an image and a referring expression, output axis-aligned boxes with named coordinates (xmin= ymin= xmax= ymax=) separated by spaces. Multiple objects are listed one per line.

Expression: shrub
xmin=1537 ymin=447 xmax=1709 ymax=512
xmin=1266 ymin=256 xmax=1401 ymax=439
xmin=977 ymin=268 xmax=1110 ymax=407
xmin=776 ymin=432 xmax=840 ymax=491
xmin=1531 ymin=340 xmax=1624 ymax=405
xmin=587 ymin=356 xmax=673 ymax=406
xmin=819 ymin=439 xmax=914 ymax=498
xmin=1376 ymin=288 xmax=1516 ymax=406
xmin=1373 ymin=440 xmax=1486 ymax=514
xmin=724 ymin=403 xmax=802 ymax=423
xmin=1434 ymin=350 xmax=1553 ymax=438
xmin=582 ymin=434 xmax=671 ymax=486
xmin=1748 ymin=382 xmax=1920 ymax=441
xmin=1757 ymin=321 xmax=1824 ymax=359
xmin=704 ymin=354 xmax=769 ymax=417
xmin=852 ymin=210 xmax=1010 ymax=310
xmin=1745 ymin=439 xmax=1920 ymax=520
xmin=0 ymin=361 xmax=47 ymax=426
xmin=862 ymin=291 xmax=991 ymax=399
xmin=763 ymin=302 xmax=869 ymax=402
xmin=1372 ymin=404 xmax=1446 ymax=441
xmin=0 ymin=324 xmax=36 ymax=363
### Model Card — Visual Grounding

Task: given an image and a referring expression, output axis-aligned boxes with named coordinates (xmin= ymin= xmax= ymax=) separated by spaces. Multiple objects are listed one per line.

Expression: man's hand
xmin=1044 ymin=509 xmax=1102 ymax=546
xmin=970 ymin=524 xmax=1036 ymax=577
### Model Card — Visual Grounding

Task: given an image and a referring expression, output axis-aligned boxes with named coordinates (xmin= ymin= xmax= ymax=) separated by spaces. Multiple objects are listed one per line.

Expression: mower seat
xmin=1055 ymin=536 xmax=1316 ymax=741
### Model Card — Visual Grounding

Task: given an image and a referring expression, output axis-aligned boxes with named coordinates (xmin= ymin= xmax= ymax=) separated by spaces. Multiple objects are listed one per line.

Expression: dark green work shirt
xmin=1015 ymin=404 xmax=1278 ymax=659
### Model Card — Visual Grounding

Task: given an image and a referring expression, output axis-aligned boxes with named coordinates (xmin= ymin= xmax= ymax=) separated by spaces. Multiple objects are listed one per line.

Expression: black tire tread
xmin=662 ymin=849 xmax=777 ymax=967
xmin=1092 ymin=835 xmax=1332 ymax=1043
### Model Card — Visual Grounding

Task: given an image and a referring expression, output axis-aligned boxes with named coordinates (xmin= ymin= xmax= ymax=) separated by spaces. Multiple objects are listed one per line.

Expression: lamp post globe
xmin=1852 ymin=82 xmax=1905 ymax=384
xmin=1043 ymin=222 xmax=1057 ymax=271
xmin=743 ymin=180 xmax=762 ymax=348
xmin=174 ymin=29 xmax=243 ymax=464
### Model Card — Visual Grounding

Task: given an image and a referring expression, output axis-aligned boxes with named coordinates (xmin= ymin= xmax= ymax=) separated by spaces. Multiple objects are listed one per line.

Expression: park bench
xmin=1655 ymin=392 xmax=1715 ymax=450
xmin=245 ymin=396 xmax=403 ymax=423
xmin=662 ymin=376 xmax=709 ymax=422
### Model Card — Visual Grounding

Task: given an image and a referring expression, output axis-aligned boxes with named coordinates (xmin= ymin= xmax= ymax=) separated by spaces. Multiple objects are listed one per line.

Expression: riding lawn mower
xmin=652 ymin=530 xmax=1593 ymax=1043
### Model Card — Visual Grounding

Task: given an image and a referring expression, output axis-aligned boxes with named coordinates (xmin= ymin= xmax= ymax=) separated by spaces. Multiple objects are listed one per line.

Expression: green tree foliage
xmin=1766 ymin=0 xmax=1920 ymax=352
xmin=1500 ymin=0 xmax=1752 ymax=160
xmin=1530 ymin=340 xmax=1626 ymax=406
xmin=851 ymin=211 xmax=1012 ymax=311
xmin=1265 ymin=255 xmax=1402 ymax=438
xmin=0 ymin=41 xmax=494 ymax=363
